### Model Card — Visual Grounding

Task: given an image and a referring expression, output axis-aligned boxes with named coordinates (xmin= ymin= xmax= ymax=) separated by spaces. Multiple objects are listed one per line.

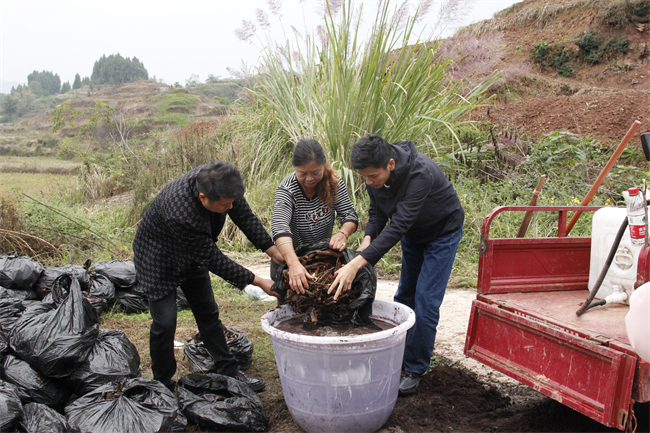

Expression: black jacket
xmin=133 ymin=165 xmax=274 ymax=301
xmin=360 ymin=141 xmax=464 ymax=266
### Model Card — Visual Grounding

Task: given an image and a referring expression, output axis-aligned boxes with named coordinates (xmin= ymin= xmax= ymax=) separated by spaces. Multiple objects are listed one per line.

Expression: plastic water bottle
xmin=626 ymin=187 xmax=645 ymax=246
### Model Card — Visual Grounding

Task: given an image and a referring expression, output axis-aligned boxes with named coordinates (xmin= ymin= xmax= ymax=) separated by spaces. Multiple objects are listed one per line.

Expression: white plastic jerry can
xmin=589 ymin=207 xmax=642 ymax=303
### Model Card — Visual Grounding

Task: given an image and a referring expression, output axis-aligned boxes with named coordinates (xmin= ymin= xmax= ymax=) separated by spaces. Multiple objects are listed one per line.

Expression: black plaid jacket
xmin=133 ymin=165 xmax=274 ymax=301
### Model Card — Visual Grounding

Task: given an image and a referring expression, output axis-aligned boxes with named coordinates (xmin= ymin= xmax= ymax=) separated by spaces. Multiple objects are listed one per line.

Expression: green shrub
xmin=577 ymin=31 xmax=629 ymax=64
xmin=532 ymin=41 xmax=573 ymax=76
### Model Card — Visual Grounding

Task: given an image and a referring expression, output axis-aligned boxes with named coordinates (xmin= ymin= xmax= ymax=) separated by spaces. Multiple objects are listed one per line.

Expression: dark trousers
xmin=394 ymin=226 xmax=463 ymax=375
xmin=148 ymin=269 xmax=239 ymax=387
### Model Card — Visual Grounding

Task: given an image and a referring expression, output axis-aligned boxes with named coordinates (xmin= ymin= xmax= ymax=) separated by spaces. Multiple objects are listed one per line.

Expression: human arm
xmin=327 ymin=254 xmax=369 ymax=301
xmin=168 ymin=217 xmax=257 ymax=289
xmin=265 ymin=245 xmax=285 ymax=265
xmin=270 ymin=183 xmax=310 ymax=293
xmin=275 ymin=236 xmax=309 ymax=294
xmin=227 ymin=196 xmax=275 ymax=252
xmin=360 ymin=173 xmax=432 ymax=266
xmin=329 ymin=179 xmax=359 ymax=251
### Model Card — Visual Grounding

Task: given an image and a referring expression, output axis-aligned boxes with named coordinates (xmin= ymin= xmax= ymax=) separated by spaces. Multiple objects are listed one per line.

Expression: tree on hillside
xmin=61 ymin=81 xmax=71 ymax=93
xmin=81 ymin=76 xmax=91 ymax=86
xmin=2 ymin=95 xmax=17 ymax=117
xmin=27 ymin=70 xmax=61 ymax=96
xmin=91 ymin=54 xmax=149 ymax=85
xmin=73 ymin=74 xmax=82 ymax=89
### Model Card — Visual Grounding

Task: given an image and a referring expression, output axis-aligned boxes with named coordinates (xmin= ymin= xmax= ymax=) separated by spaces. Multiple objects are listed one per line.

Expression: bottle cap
xmin=629 ymin=187 xmax=639 ymax=195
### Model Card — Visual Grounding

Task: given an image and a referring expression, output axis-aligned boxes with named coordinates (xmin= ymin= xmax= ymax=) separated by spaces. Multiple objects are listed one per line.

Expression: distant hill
xmin=1 ymin=79 xmax=24 ymax=94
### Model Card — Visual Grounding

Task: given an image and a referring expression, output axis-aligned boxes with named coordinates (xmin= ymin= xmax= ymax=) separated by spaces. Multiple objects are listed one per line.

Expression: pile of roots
xmin=282 ymin=249 xmax=362 ymax=324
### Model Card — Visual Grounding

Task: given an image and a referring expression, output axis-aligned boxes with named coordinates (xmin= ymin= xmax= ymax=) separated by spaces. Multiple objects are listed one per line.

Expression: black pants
xmin=148 ymin=269 xmax=239 ymax=387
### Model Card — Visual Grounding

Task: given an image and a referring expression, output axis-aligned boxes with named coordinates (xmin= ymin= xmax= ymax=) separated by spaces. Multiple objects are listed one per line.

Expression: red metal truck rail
xmin=465 ymin=206 xmax=648 ymax=430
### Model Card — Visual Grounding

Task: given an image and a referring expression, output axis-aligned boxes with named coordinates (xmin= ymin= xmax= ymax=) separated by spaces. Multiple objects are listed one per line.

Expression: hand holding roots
xmin=282 ymin=249 xmax=361 ymax=324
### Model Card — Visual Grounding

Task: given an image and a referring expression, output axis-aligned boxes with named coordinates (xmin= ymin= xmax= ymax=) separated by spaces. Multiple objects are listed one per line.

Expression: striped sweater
xmin=271 ymin=173 xmax=358 ymax=253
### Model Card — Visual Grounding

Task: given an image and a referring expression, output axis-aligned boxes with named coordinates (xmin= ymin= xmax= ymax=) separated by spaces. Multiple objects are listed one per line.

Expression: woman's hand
xmin=288 ymin=262 xmax=312 ymax=294
xmin=329 ymin=231 xmax=348 ymax=252
xmin=328 ymin=255 xmax=368 ymax=301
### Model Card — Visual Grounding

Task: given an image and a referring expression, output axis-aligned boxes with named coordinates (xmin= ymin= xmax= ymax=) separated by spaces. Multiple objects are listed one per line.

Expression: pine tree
xmin=73 ymin=73 xmax=82 ymax=89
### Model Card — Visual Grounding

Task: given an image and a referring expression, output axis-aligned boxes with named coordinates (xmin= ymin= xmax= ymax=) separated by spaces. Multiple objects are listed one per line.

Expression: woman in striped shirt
xmin=272 ymin=138 xmax=358 ymax=293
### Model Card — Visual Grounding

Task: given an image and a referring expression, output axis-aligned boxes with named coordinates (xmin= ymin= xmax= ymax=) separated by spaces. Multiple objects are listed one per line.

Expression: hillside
xmin=456 ymin=0 xmax=649 ymax=145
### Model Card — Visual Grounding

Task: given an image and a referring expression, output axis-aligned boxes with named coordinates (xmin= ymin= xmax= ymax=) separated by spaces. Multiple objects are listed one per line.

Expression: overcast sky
xmin=0 ymin=0 xmax=522 ymax=89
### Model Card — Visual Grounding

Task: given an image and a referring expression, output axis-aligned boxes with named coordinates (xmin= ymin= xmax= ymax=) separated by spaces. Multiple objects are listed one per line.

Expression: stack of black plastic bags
xmin=0 ymin=252 xmax=268 ymax=432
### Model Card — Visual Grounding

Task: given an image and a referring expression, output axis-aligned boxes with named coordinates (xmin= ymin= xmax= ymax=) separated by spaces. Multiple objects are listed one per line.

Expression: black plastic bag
xmin=184 ymin=327 xmax=253 ymax=373
xmin=0 ymin=296 xmax=25 ymax=333
xmin=113 ymin=286 xmax=148 ymax=314
xmin=65 ymin=377 xmax=186 ymax=433
xmin=10 ymin=274 xmax=99 ymax=378
xmin=88 ymin=274 xmax=115 ymax=303
xmin=20 ymin=402 xmax=76 ymax=433
xmin=83 ymin=275 xmax=115 ymax=316
xmin=177 ymin=373 xmax=267 ymax=432
xmin=0 ymin=285 xmax=38 ymax=301
xmin=68 ymin=329 xmax=141 ymax=395
xmin=2 ymin=354 xmax=71 ymax=410
xmin=0 ymin=330 xmax=9 ymax=366
xmin=0 ymin=380 xmax=22 ymax=431
xmin=273 ymin=240 xmax=377 ymax=326
xmin=0 ymin=252 xmax=44 ymax=291
xmin=91 ymin=260 xmax=137 ymax=290
xmin=33 ymin=265 xmax=90 ymax=300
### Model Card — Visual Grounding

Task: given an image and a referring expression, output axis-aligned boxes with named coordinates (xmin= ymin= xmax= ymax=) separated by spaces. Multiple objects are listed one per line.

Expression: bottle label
xmin=629 ymin=224 xmax=646 ymax=240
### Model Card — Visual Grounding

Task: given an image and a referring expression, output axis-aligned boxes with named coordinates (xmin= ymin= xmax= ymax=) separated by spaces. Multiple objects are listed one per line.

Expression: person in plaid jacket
xmin=133 ymin=161 xmax=283 ymax=392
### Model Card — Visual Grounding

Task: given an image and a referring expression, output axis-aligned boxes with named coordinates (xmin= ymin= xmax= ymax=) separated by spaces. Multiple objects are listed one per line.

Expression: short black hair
xmin=196 ymin=161 xmax=245 ymax=202
xmin=350 ymin=134 xmax=393 ymax=169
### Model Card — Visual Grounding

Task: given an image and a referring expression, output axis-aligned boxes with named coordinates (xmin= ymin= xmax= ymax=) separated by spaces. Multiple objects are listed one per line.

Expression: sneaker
xmin=232 ymin=371 xmax=266 ymax=393
xmin=398 ymin=372 xmax=423 ymax=396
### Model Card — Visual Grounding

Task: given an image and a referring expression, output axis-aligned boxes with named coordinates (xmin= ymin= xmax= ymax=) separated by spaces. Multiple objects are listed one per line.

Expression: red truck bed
xmin=464 ymin=206 xmax=650 ymax=431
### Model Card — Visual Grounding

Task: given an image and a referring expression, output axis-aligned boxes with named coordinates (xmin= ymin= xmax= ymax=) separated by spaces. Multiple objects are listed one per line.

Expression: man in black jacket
xmin=329 ymin=134 xmax=464 ymax=396
xmin=133 ymin=161 xmax=283 ymax=392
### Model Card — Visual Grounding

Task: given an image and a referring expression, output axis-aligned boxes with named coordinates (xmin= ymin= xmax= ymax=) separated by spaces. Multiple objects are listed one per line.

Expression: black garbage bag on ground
xmin=91 ymin=260 xmax=137 ymax=290
xmin=0 ymin=296 xmax=25 ymax=333
xmin=113 ymin=285 xmax=148 ymax=314
xmin=0 ymin=330 xmax=9 ymax=366
xmin=33 ymin=265 xmax=90 ymax=300
xmin=185 ymin=327 xmax=254 ymax=373
xmin=68 ymin=329 xmax=141 ymax=395
xmin=178 ymin=373 xmax=267 ymax=432
xmin=10 ymin=274 xmax=99 ymax=378
xmin=0 ymin=380 xmax=23 ymax=431
xmin=20 ymin=402 xmax=76 ymax=433
xmin=84 ymin=296 xmax=108 ymax=317
xmin=0 ymin=285 xmax=38 ymax=301
xmin=88 ymin=275 xmax=115 ymax=303
xmin=2 ymin=355 xmax=71 ymax=410
xmin=65 ymin=377 xmax=186 ymax=433
xmin=0 ymin=252 xmax=44 ymax=291
xmin=83 ymin=274 xmax=115 ymax=316
xmin=273 ymin=240 xmax=377 ymax=326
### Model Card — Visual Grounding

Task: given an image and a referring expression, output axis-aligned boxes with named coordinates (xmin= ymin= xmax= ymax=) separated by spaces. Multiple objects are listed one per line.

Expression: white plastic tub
xmin=261 ymin=299 xmax=416 ymax=433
